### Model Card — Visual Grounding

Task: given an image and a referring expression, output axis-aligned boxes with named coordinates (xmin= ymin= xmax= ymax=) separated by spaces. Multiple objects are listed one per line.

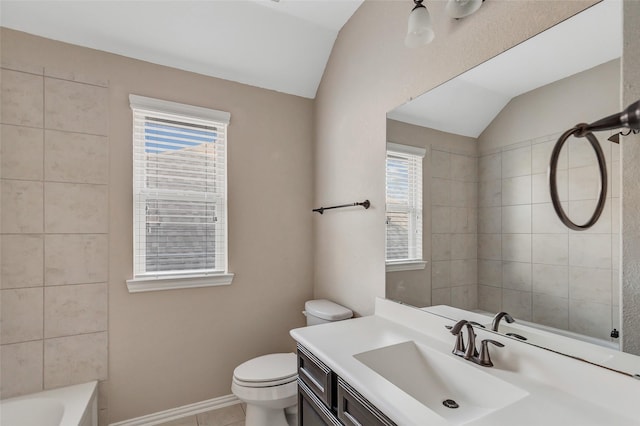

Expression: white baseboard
xmin=109 ymin=394 xmax=241 ymax=426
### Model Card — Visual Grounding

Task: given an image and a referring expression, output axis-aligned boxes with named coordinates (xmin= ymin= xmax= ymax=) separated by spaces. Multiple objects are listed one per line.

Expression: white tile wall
xmin=44 ymin=182 xmax=108 ymax=233
xmin=44 ymin=234 xmax=108 ymax=285
xmin=501 ymin=175 xmax=531 ymax=205
xmin=532 ymin=234 xmax=568 ymax=265
xmin=532 ymin=293 xmax=568 ymax=329
xmin=532 ymin=264 xmax=568 ymax=298
xmin=0 ymin=288 xmax=44 ymax=344
xmin=478 ymin=234 xmax=501 ymax=260
xmin=450 ymin=259 xmax=477 ymax=286
xmin=44 ymin=283 xmax=108 ymax=338
xmin=431 ymin=150 xmax=450 ymax=178
xmin=1 ymin=235 xmax=44 ymax=289
xmin=477 ymin=132 xmax=620 ymax=340
xmin=1 ymin=125 xmax=44 ymax=181
xmin=44 ymin=331 xmax=108 ymax=389
xmin=478 ymin=153 xmax=501 ymax=181
xmin=0 ymin=341 xmax=44 ymax=397
xmin=44 ymin=77 xmax=108 ymax=135
xmin=478 ymin=207 xmax=501 ymax=233
xmin=502 ymin=289 xmax=532 ymax=321
xmin=1 ymin=180 xmax=44 ymax=233
xmin=502 ymin=146 xmax=531 ymax=178
xmin=1 ymin=69 xmax=44 ymax=127
xmin=479 ymin=179 xmax=502 ymax=207
xmin=0 ymin=67 xmax=109 ymax=406
xmin=44 ymin=130 xmax=108 ymax=184
xmin=502 ymin=262 xmax=531 ymax=291
xmin=532 ymin=203 xmax=567 ymax=234
xmin=478 ymin=260 xmax=501 ymax=286
xmin=431 ymin=150 xmax=478 ymax=310
xmin=502 ymin=205 xmax=531 ymax=233
xmin=431 ymin=260 xmax=451 ymax=289
xmin=502 ymin=234 xmax=532 ymax=263
xmin=569 ymin=234 xmax=612 ymax=268
xmin=569 ymin=299 xmax=611 ymax=340
xmin=431 ymin=206 xmax=451 ymax=233
xmin=478 ymin=285 xmax=502 ymax=313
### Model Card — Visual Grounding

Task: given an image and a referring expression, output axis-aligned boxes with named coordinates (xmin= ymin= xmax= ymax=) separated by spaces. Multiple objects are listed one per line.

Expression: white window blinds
xmin=385 ymin=142 xmax=425 ymax=262
xmin=130 ymin=95 xmax=230 ymax=280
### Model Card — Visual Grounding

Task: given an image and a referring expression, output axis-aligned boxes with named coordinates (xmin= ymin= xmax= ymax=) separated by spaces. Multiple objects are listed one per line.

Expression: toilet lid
xmin=233 ymin=353 xmax=297 ymax=383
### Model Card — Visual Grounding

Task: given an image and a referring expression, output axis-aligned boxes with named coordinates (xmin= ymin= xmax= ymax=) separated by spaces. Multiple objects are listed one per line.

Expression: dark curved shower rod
xmin=313 ymin=200 xmax=370 ymax=215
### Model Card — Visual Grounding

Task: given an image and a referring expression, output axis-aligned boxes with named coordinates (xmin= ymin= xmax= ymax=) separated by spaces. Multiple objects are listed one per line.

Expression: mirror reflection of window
xmin=385 ymin=143 xmax=425 ymax=264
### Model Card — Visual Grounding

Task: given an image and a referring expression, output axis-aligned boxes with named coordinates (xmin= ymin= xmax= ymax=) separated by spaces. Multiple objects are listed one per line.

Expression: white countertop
xmin=290 ymin=298 xmax=640 ymax=426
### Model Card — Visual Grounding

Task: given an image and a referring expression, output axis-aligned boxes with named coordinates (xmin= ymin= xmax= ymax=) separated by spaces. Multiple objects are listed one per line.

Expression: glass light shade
xmin=445 ymin=0 xmax=483 ymax=18
xmin=405 ymin=6 xmax=435 ymax=48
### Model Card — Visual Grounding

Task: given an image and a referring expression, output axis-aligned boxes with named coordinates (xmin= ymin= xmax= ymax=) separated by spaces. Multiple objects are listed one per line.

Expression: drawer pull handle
xmin=344 ymin=410 xmax=363 ymax=426
xmin=300 ymin=367 xmax=325 ymax=393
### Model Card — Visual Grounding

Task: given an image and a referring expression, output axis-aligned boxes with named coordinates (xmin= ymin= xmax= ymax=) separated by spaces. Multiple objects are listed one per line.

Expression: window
xmin=127 ymin=95 xmax=233 ymax=292
xmin=385 ymin=142 xmax=426 ymax=272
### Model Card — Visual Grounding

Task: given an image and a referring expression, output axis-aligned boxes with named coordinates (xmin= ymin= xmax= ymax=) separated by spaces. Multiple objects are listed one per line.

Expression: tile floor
xmin=157 ymin=403 xmax=245 ymax=426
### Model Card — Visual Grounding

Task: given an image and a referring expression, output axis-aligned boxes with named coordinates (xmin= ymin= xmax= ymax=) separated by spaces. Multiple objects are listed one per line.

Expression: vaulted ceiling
xmin=0 ymin=0 xmax=364 ymax=99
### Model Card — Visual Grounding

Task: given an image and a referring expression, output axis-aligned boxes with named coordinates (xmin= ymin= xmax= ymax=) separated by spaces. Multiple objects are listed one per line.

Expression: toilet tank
xmin=304 ymin=299 xmax=353 ymax=326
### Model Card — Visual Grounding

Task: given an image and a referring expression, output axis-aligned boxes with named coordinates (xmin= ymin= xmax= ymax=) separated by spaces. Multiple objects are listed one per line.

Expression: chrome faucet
xmin=491 ymin=311 xmax=515 ymax=332
xmin=451 ymin=319 xmax=504 ymax=367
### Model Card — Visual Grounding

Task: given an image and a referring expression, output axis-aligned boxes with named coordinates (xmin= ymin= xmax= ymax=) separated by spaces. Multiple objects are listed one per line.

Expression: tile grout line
xmin=42 ymin=71 xmax=46 ymax=391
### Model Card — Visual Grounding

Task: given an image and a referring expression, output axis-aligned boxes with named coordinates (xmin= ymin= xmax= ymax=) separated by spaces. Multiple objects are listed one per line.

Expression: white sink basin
xmin=354 ymin=341 xmax=528 ymax=425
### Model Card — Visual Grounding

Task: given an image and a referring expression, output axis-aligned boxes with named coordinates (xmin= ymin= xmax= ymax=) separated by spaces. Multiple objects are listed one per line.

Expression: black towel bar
xmin=313 ymin=200 xmax=370 ymax=214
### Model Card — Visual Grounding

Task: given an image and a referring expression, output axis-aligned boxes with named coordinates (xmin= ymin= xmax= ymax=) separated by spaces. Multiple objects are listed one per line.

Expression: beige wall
xmin=479 ymin=60 xmax=621 ymax=151
xmin=621 ymin=1 xmax=640 ymax=355
xmin=314 ymin=0 xmax=598 ymax=316
xmin=0 ymin=28 xmax=314 ymax=423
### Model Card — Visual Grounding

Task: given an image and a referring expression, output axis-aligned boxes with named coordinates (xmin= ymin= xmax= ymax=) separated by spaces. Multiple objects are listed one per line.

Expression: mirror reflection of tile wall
xmin=431 ymin=149 xmax=478 ymax=309
xmin=476 ymin=134 xmax=620 ymax=340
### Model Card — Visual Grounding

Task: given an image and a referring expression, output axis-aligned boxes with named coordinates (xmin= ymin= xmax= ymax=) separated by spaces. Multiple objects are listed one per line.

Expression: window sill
xmin=385 ymin=261 xmax=427 ymax=272
xmin=126 ymin=273 xmax=234 ymax=293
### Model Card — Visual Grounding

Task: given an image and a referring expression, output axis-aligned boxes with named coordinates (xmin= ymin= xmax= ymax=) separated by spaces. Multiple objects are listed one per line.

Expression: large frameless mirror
xmin=385 ymin=0 xmax=639 ymax=375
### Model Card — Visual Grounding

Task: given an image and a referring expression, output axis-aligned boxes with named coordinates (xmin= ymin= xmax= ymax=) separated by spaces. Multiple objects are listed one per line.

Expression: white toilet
xmin=231 ymin=299 xmax=353 ymax=426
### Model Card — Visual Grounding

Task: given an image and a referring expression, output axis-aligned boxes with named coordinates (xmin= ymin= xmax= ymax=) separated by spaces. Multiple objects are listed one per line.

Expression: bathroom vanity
xmin=297 ymin=343 xmax=395 ymax=426
xmin=290 ymin=298 xmax=640 ymax=426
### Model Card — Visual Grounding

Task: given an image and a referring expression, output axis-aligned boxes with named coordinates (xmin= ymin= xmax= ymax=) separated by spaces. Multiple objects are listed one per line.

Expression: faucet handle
xmin=478 ymin=339 xmax=505 ymax=367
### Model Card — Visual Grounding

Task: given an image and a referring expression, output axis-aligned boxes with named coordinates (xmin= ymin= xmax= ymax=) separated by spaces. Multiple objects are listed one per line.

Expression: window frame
xmin=126 ymin=94 xmax=233 ymax=293
xmin=385 ymin=142 xmax=427 ymax=272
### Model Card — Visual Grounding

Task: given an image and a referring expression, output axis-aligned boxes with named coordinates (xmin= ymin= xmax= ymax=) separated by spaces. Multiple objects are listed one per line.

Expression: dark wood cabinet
xmin=297 ymin=344 xmax=397 ymax=426
xmin=298 ymin=344 xmax=335 ymax=409
xmin=337 ymin=377 xmax=395 ymax=426
xmin=299 ymin=379 xmax=342 ymax=426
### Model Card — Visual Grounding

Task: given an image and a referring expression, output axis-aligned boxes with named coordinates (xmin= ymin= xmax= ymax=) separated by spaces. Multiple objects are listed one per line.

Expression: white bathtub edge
xmin=108 ymin=394 xmax=241 ymax=426
xmin=0 ymin=381 xmax=98 ymax=426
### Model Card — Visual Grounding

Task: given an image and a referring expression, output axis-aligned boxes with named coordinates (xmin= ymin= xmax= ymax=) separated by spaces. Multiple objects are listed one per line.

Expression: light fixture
xmin=405 ymin=0 xmax=484 ymax=48
xmin=405 ymin=0 xmax=435 ymax=48
xmin=445 ymin=0 xmax=484 ymax=19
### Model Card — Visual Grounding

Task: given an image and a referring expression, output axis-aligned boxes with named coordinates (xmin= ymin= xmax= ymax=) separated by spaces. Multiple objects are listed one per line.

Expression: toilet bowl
xmin=232 ymin=353 xmax=298 ymax=426
xmin=232 ymin=299 xmax=352 ymax=426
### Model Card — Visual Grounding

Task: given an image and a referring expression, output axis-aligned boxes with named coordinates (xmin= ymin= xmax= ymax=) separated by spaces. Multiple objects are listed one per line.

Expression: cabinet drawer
xmin=337 ymin=377 xmax=396 ymax=426
xmin=298 ymin=379 xmax=342 ymax=426
xmin=297 ymin=344 xmax=334 ymax=408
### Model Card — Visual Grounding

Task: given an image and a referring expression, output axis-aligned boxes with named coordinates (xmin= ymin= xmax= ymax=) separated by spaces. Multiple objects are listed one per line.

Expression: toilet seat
xmin=233 ymin=353 xmax=297 ymax=388
xmin=233 ymin=374 xmax=297 ymax=388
